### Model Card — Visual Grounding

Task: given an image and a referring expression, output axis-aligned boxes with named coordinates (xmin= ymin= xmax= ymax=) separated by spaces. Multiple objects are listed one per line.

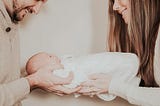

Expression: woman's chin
xmin=123 ymin=18 xmax=128 ymax=24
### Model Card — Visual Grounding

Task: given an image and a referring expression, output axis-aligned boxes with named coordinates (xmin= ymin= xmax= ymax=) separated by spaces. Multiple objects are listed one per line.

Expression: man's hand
xmin=26 ymin=63 xmax=73 ymax=91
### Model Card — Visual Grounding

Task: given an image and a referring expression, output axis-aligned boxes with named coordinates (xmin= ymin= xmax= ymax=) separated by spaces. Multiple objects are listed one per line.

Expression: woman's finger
xmin=52 ymin=85 xmax=81 ymax=94
xmin=78 ymin=86 xmax=100 ymax=93
xmin=95 ymin=89 xmax=108 ymax=95
xmin=81 ymin=92 xmax=96 ymax=97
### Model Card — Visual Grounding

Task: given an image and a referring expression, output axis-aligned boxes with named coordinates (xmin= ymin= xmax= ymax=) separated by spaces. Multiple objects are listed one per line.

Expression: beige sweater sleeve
xmin=0 ymin=78 xmax=30 ymax=106
xmin=109 ymin=77 xmax=160 ymax=106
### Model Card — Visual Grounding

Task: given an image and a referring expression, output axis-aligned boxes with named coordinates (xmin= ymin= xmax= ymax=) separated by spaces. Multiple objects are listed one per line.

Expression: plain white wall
xmin=19 ymin=0 xmax=108 ymax=68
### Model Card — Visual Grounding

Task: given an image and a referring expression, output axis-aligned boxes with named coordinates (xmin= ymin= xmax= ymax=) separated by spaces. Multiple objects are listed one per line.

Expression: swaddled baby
xmin=26 ymin=52 xmax=139 ymax=101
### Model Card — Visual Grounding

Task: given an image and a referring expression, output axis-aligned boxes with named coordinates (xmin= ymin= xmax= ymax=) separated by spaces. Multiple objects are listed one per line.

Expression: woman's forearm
xmin=109 ymin=77 xmax=160 ymax=106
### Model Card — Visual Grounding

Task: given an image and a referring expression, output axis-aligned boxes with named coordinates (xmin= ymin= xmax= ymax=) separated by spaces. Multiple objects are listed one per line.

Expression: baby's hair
xmin=26 ymin=52 xmax=46 ymax=74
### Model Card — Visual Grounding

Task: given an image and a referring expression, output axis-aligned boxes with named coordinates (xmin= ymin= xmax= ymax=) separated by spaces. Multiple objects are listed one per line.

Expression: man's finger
xmin=52 ymin=71 xmax=73 ymax=84
xmin=47 ymin=87 xmax=65 ymax=96
xmin=53 ymin=85 xmax=81 ymax=94
xmin=78 ymin=86 xmax=100 ymax=93
xmin=47 ymin=87 xmax=63 ymax=93
xmin=43 ymin=87 xmax=53 ymax=92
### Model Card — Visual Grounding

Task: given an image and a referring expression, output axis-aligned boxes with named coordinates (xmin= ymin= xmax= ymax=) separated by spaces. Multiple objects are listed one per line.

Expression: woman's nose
xmin=113 ymin=0 xmax=121 ymax=11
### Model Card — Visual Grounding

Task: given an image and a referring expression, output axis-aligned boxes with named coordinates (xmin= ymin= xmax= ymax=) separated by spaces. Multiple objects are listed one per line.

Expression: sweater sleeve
xmin=109 ymin=77 xmax=160 ymax=106
xmin=0 ymin=78 xmax=30 ymax=106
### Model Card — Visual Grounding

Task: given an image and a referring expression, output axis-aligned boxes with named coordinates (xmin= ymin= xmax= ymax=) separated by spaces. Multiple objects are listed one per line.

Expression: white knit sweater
xmin=109 ymin=26 xmax=160 ymax=106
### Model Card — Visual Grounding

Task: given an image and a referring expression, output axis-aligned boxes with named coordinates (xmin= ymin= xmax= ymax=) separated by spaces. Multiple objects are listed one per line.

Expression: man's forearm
xmin=0 ymin=78 xmax=30 ymax=106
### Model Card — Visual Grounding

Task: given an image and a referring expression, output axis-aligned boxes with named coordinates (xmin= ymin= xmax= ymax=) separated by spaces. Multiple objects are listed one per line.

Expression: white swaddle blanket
xmin=53 ymin=52 xmax=139 ymax=101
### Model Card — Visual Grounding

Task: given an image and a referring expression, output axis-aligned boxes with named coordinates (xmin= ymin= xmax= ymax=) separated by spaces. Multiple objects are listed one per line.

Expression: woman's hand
xmin=46 ymin=85 xmax=81 ymax=96
xmin=77 ymin=73 xmax=112 ymax=97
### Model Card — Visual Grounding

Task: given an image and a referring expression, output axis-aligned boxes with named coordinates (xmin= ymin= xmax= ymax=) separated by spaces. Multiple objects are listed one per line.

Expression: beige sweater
xmin=0 ymin=0 xmax=30 ymax=106
xmin=109 ymin=26 xmax=160 ymax=106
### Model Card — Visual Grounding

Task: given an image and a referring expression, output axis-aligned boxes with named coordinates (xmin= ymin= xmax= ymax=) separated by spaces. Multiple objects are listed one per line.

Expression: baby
xmin=26 ymin=52 xmax=139 ymax=101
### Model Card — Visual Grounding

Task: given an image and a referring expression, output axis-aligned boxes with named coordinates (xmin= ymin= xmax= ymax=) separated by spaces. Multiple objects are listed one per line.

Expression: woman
xmin=78 ymin=0 xmax=160 ymax=106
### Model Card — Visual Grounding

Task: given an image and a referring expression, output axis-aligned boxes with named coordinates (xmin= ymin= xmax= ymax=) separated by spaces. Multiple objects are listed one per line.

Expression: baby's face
xmin=29 ymin=52 xmax=60 ymax=73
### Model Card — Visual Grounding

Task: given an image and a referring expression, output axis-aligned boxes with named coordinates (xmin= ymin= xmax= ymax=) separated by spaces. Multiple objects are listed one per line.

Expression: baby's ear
xmin=26 ymin=66 xmax=31 ymax=75
xmin=28 ymin=65 xmax=39 ymax=75
xmin=26 ymin=63 xmax=34 ymax=75
xmin=26 ymin=59 xmax=31 ymax=72
xmin=25 ymin=64 xmax=29 ymax=74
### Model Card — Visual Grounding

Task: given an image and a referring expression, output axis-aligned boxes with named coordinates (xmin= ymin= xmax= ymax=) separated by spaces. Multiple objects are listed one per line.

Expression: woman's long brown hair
xmin=108 ymin=0 xmax=160 ymax=87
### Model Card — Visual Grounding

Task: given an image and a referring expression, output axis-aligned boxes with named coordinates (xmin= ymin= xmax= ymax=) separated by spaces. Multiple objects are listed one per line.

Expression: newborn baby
xmin=26 ymin=52 xmax=139 ymax=101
